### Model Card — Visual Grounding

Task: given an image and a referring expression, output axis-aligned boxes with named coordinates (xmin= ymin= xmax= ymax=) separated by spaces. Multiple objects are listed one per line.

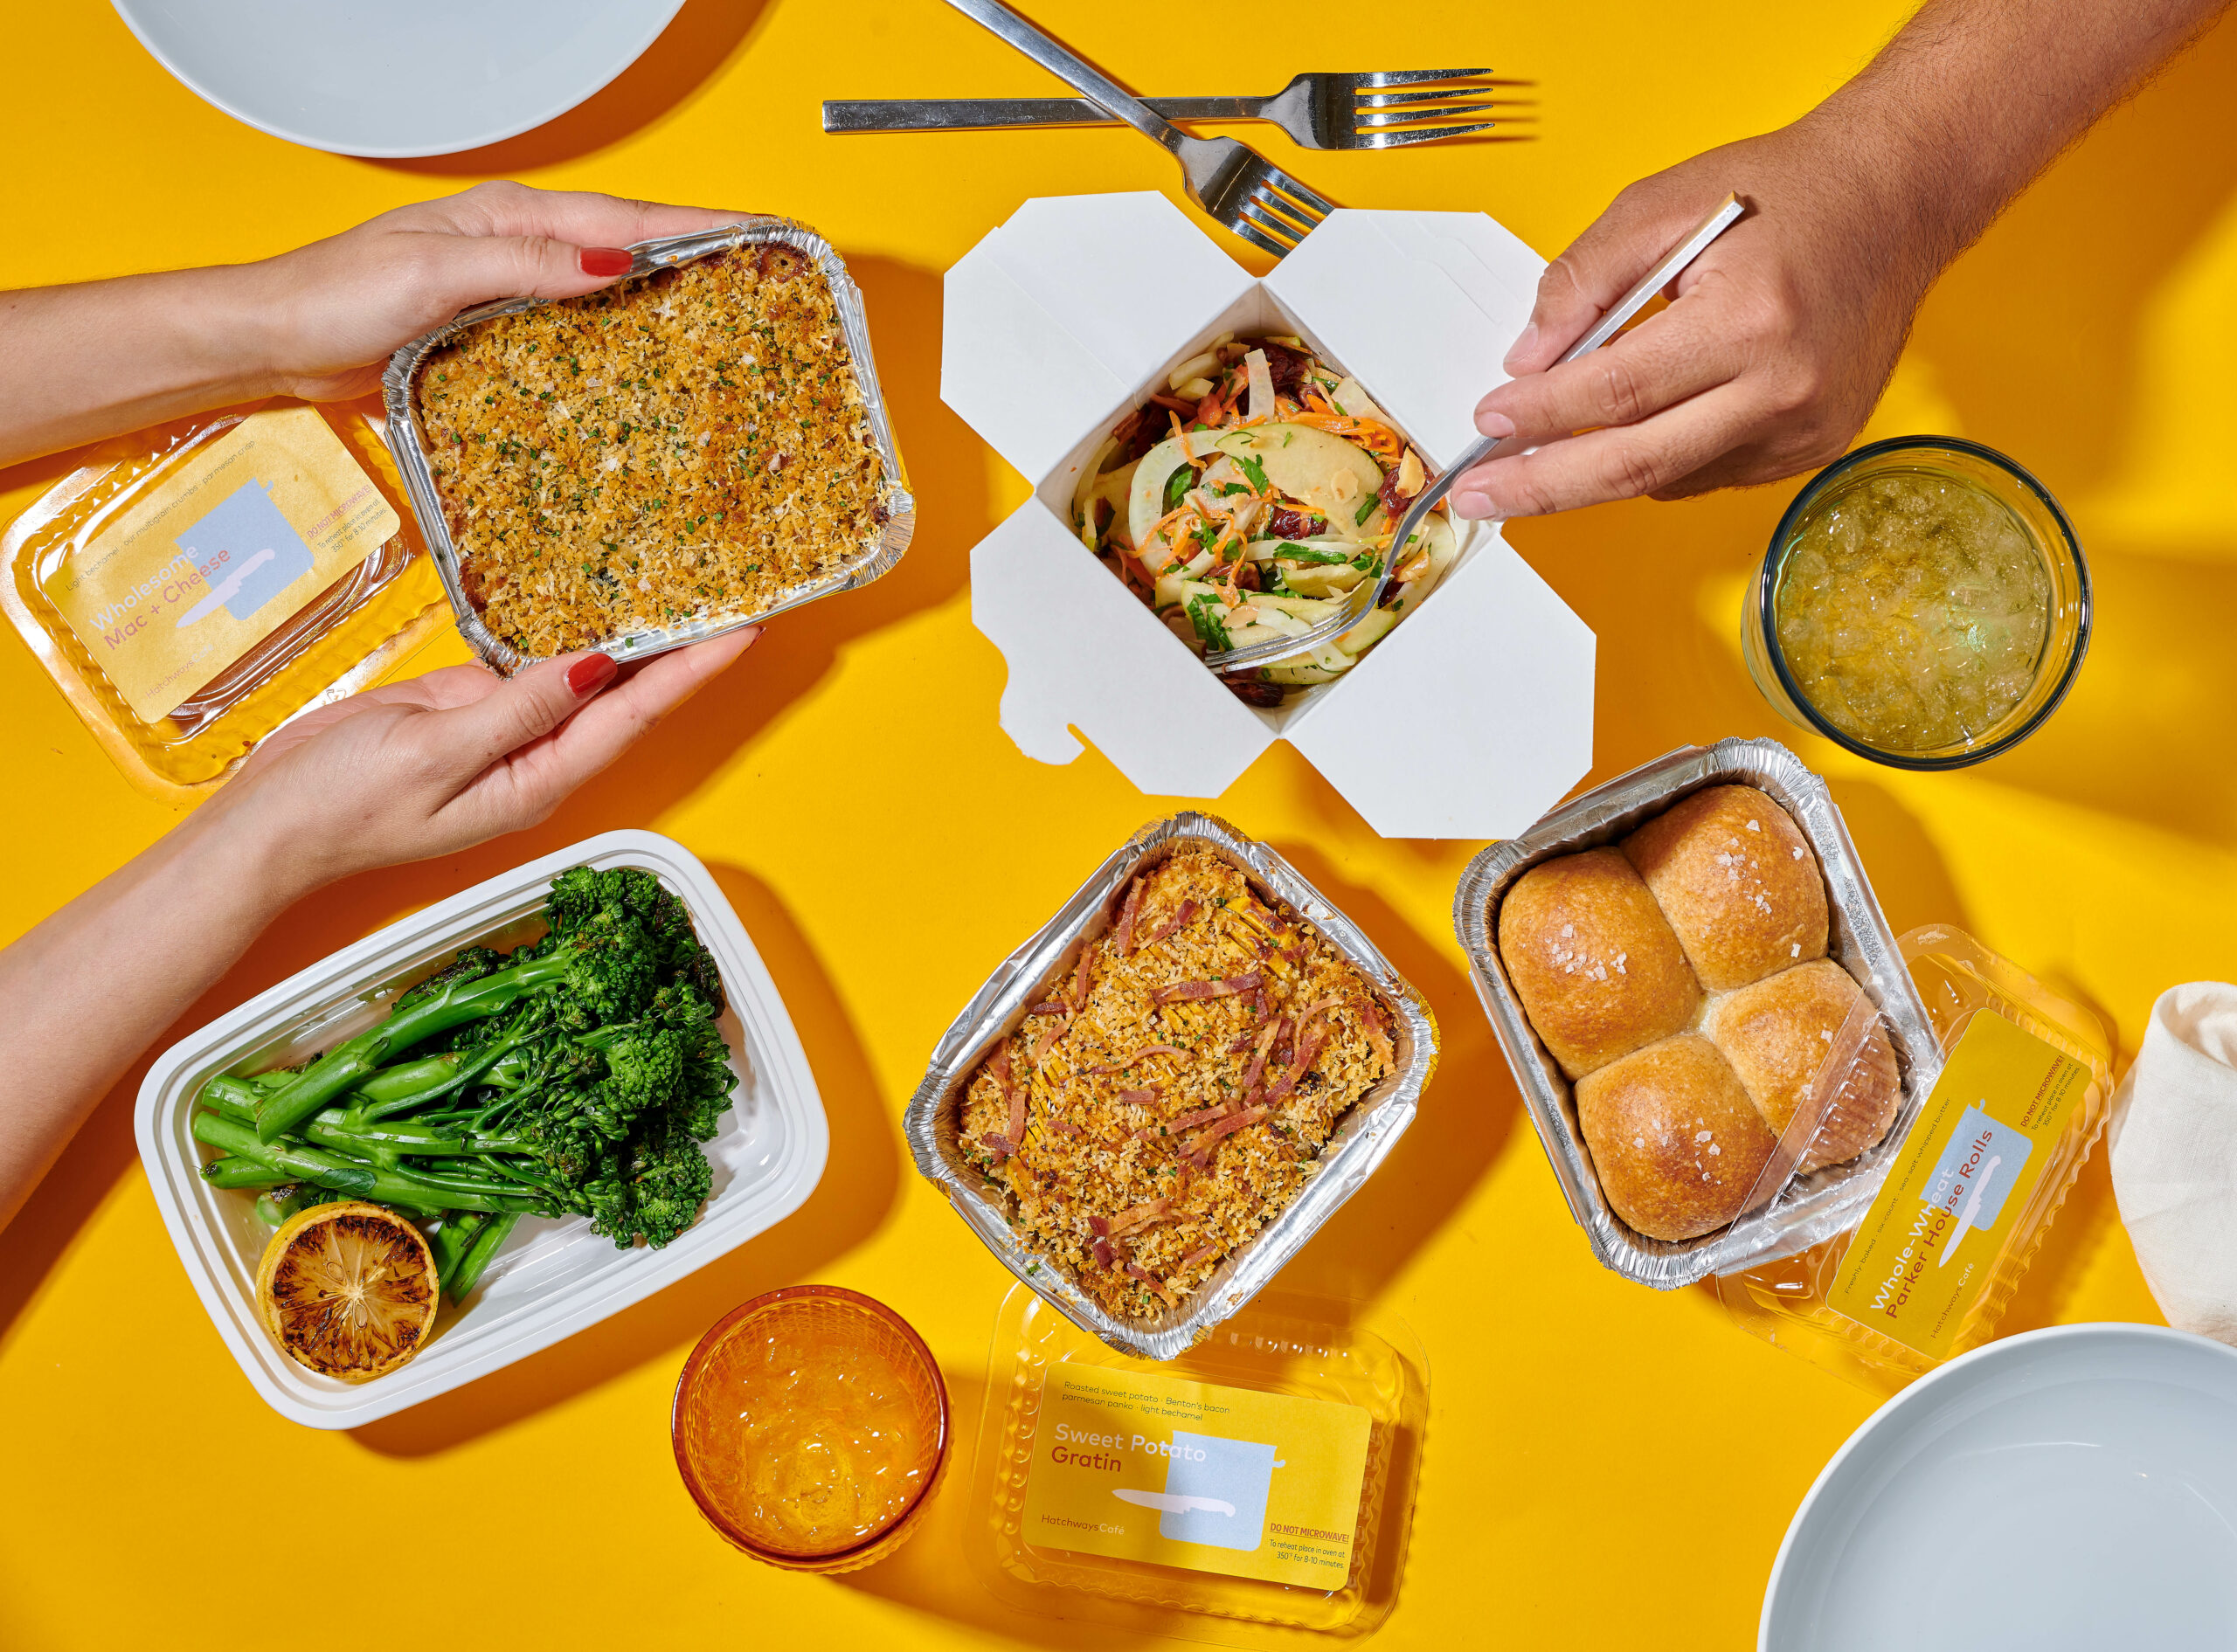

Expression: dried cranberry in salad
xmin=1069 ymin=335 xmax=1459 ymax=702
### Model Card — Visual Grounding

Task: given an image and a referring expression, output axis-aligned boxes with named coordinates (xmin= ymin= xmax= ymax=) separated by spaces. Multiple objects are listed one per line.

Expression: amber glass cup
xmin=1742 ymin=436 xmax=2091 ymax=771
xmin=671 ymin=1285 xmax=950 ymax=1574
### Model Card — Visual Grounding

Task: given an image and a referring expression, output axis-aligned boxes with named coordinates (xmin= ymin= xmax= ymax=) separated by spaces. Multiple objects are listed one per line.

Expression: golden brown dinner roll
xmin=1704 ymin=959 xmax=1901 ymax=1173
xmin=1575 ymin=1034 xmax=1779 ymax=1241
xmin=1498 ymin=848 xmax=1702 ymax=1080
xmin=1622 ymin=785 xmax=1828 ymax=991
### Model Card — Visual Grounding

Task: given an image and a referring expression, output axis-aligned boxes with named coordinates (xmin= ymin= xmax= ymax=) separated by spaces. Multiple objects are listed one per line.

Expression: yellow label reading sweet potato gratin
xmin=1021 ymin=1365 xmax=1370 ymax=1589
xmin=43 ymin=406 xmax=398 ymax=722
xmin=1825 ymin=1008 xmax=2089 ymax=1359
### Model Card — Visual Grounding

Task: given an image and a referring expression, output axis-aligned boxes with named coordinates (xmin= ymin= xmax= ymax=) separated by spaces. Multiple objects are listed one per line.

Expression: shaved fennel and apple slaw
xmin=1070 ymin=335 xmax=1458 ymax=703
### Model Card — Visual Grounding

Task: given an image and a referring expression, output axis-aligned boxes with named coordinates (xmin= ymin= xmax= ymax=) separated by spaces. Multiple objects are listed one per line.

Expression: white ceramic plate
xmin=111 ymin=0 xmax=687 ymax=158
xmin=136 ymin=829 xmax=828 ymax=1428
xmin=1763 ymin=1323 xmax=2237 ymax=1651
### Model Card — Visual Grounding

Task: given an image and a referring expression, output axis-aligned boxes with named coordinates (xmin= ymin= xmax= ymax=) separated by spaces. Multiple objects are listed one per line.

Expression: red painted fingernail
xmin=578 ymin=246 xmax=634 ymax=277
xmin=565 ymin=653 xmax=618 ymax=695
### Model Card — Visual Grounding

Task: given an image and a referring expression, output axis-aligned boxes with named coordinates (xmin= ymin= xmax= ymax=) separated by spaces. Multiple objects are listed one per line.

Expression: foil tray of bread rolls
xmin=906 ymin=812 xmax=1438 ymax=1361
xmin=1451 ymin=737 xmax=1943 ymax=1290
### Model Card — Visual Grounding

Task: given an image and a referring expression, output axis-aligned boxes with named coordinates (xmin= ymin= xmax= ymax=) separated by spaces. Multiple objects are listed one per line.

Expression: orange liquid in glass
xmin=689 ymin=1303 xmax=936 ymax=1556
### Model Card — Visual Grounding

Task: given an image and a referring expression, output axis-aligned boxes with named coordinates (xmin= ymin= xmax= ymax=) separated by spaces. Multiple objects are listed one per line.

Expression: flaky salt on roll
xmin=1574 ymin=1035 xmax=1778 ymax=1241
xmin=1705 ymin=959 xmax=1901 ymax=1173
xmin=1622 ymin=785 xmax=1827 ymax=991
xmin=1497 ymin=847 xmax=1701 ymax=1080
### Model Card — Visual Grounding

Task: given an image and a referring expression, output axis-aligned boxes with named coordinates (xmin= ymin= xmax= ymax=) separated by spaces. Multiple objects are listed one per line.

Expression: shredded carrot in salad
xmin=1067 ymin=335 xmax=1462 ymax=708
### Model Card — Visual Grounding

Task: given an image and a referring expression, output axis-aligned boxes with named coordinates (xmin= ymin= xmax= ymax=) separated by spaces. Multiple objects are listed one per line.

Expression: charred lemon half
xmin=255 ymin=1202 xmax=438 ymax=1382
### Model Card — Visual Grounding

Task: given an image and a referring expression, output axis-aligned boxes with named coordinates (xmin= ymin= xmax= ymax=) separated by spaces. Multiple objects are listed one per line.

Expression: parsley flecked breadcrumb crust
xmin=960 ymin=845 xmax=1398 ymax=1322
xmin=414 ymin=243 xmax=888 ymax=659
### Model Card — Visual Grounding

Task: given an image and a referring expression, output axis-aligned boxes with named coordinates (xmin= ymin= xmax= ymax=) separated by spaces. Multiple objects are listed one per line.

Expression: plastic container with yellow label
xmin=968 ymin=1282 xmax=1426 ymax=1644
xmin=1715 ymin=924 xmax=2115 ymax=1394
xmin=1 ymin=397 xmax=449 ymax=801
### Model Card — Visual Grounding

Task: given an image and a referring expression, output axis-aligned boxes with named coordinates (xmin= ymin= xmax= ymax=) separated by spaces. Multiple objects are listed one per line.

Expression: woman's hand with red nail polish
xmin=243 ymin=183 xmax=751 ymax=404
xmin=219 ymin=631 xmax=756 ymax=890
xmin=577 ymin=246 xmax=634 ymax=278
xmin=0 ymin=623 xmax=758 ymax=1233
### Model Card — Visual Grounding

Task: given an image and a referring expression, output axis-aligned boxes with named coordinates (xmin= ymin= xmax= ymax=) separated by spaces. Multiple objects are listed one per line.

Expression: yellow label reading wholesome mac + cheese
xmin=1825 ymin=1009 xmax=2090 ymax=1359
xmin=1021 ymin=1366 xmax=1371 ymax=1589
xmin=43 ymin=407 xmax=398 ymax=722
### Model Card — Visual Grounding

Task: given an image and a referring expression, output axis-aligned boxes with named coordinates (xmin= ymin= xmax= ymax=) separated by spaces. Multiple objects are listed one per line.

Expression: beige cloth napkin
xmin=2109 ymin=981 xmax=2237 ymax=1344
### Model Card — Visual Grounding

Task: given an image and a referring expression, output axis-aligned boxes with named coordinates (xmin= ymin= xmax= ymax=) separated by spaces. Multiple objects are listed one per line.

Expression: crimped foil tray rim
xmin=1451 ymin=736 xmax=1943 ymax=1290
xmin=379 ymin=218 xmax=916 ymax=676
xmin=904 ymin=812 xmax=1439 ymax=1362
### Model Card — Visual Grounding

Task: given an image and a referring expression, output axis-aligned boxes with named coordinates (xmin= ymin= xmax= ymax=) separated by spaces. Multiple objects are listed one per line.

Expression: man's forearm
xmin=0 ymin=266 xmax=281 ymax=468
xmin=1819 ymin=0 xmax=2231 ymax=272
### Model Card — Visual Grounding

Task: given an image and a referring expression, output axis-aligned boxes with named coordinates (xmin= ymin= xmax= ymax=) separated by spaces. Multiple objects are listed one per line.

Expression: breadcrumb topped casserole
xmin=960 ymin=845 xmax=1396 ymax=1321
xmin=412 ymin=244 xmax=889 ymax=659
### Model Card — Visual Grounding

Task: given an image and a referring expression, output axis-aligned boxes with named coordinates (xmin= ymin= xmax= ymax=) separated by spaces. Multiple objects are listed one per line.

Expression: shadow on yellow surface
xmin=378 ymin=0 xmax=777 ymax=176
xmin=1820 ymin=777 xmax=1972 ymax=938
xmin=1261 ymin=838 xmax=1526 ymax=1303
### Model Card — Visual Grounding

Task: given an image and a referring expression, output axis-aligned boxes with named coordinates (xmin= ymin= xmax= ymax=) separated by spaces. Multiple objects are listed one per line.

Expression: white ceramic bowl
xmin=1763 ymin=1322 xmax=2237 ymax=1651
xmin=135 ymin=829 xmax=828 ymax=1428
xmin=112 ymin=0 xmax=686 ymax=158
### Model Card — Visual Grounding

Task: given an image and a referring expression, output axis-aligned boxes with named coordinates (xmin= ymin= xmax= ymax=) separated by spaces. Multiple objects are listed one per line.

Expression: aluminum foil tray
xmin=380 ymin=218 xmax=915 ymax=674
xmin=1451 ymin=737 xmax=1943 ymax=1289
xmin=905 ymin=812 xmax=1439 ymax=1362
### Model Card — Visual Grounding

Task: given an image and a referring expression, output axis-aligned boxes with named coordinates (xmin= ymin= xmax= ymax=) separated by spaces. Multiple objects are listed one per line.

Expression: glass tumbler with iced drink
xmin=1742 ymin=437 xmax=2089 ymax=770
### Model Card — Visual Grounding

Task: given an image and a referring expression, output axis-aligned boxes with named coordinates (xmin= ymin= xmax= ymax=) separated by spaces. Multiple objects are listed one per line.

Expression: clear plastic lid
xmin=1715 ymin=925 xmax=2116 ymax=1393
xmin=1 ymin=397 xmax=448 ymax=800
xmin=967 ymin=1282 xmax=1426 ymax=1644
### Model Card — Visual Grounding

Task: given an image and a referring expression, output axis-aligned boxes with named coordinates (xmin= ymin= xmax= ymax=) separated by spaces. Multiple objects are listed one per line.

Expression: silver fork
xmin=942 ymin=0 xmax=1336 ymax=258
xmin=823 ymin=68 xmax=1508 ymax=150
xmin=1202 ymin=193 xmax=1749 ymax=674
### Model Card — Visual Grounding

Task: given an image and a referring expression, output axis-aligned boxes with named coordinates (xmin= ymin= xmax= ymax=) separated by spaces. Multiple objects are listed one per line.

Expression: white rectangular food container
xmin=941 ymin=193 xmax=1597 ymax=840
xmin=135 ymin=829 xmax=828 ymax=1429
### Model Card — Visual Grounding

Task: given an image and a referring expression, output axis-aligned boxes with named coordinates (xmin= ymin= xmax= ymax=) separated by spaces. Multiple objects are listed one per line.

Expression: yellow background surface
xmin=3 ymin=2 xmax=2233 ymax=1646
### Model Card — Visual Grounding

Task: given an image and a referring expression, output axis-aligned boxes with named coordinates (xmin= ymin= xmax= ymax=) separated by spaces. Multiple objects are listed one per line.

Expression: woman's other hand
xmin=214 ymin=631 xmax=758 ymax=893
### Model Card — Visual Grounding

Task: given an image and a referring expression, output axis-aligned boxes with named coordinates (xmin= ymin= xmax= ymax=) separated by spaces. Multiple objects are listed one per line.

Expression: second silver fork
xmin=942 ymin=0 xmax=1337 ymax=257
xmin=824 ymin=67 xmax=1509 ymax=149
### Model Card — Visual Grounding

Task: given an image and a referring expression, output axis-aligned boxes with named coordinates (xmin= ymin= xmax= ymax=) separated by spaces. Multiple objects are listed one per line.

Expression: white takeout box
xmin=942 ymin=192 xmax=1596 ymax=840
xmin=135 ymin=830 xmax=828 ymax=1429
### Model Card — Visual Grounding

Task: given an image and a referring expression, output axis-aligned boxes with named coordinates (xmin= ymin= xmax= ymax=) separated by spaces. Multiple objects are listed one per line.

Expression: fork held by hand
xmin=824 ymin=68 xmax=1505 ymax=150
xmin=940 ymin=0 xmax=1336 ymax=257
xmin=1200 ymin=193 xmax=1749 ymax=674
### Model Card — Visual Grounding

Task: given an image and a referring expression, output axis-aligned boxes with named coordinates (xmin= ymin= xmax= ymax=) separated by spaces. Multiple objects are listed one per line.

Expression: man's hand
xmin=1450 ymin=0 xmax=2233 ymax=522
xmin=1451 ymin=120 xmax=1936 ymax=520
